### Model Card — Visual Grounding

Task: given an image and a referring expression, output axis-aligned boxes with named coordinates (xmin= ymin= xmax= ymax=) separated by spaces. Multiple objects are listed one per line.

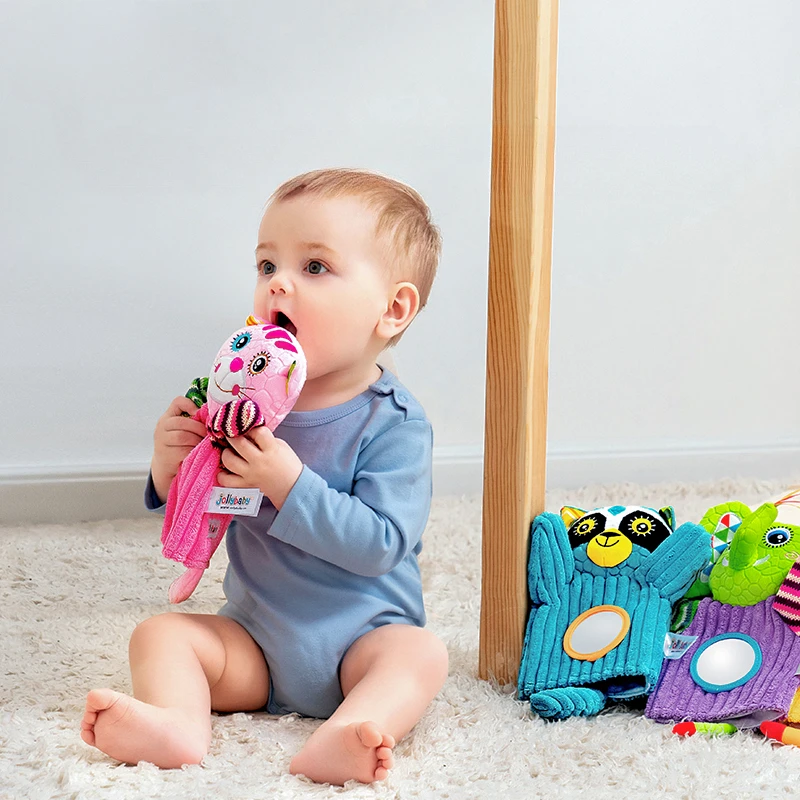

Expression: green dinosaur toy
xmin=671 ymin=491 xmax=800 ymax=633
xmin=708 ymin=502 xmax=800 ymax=605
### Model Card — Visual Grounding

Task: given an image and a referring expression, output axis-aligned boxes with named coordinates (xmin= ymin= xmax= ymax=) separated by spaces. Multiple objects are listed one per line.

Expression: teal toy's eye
xmin=232 ymin=332 xmax=252 ymax=351
xmin=765 ymin=527 xmax=792 ymax=547
xmin=629 ymin=516 xmax=654 ymax=536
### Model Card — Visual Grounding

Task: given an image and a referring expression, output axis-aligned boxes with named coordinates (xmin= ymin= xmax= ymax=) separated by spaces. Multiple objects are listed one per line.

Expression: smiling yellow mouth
xmin=587 ymin=532 xmax=632 ymax=568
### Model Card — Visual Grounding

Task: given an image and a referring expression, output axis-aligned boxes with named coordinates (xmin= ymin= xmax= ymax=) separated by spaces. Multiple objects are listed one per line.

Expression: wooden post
xmin=478 ymin=0 xmax=559 ymax=684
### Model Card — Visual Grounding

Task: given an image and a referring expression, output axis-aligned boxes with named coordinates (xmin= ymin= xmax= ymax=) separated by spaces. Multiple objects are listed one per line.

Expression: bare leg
xmin=81 ymin=613 xmax=269 ymax=768
xmin=290 ymin=625 xmax=448 ymax=785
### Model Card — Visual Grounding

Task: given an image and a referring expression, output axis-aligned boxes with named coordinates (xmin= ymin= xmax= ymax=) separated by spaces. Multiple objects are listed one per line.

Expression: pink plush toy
xmin=161 ymin=316 xmax=306 ymax=603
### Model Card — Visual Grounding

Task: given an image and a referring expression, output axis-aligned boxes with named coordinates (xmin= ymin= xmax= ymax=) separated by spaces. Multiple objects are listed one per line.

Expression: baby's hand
xmin=151 ymin=396 xmax=207 ymax=503
xmin=218 ymin=427 xmax=303 ymax=510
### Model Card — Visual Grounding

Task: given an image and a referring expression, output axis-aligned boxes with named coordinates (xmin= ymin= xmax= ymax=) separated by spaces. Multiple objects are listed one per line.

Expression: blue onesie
xmin=146 ymin=368 xmax=432 ymax=718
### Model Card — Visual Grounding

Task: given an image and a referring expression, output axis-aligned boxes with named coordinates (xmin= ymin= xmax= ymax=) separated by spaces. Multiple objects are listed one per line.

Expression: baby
xmin=80 ymin=168 xmax=449 ymax=785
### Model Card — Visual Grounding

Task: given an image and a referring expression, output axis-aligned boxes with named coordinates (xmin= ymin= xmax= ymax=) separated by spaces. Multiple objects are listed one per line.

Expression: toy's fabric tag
xmin=664 ymin=631 xmax=699 ymax=659
xmin=207 ymin=488 xmax=264 ymax=517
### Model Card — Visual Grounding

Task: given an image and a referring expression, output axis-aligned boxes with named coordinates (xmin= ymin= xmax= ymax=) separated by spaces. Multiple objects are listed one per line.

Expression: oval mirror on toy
xmin=689 ymin=633 xmax=762 ymax=693
xmin=563 ymin=605 xmax=631 ymax=662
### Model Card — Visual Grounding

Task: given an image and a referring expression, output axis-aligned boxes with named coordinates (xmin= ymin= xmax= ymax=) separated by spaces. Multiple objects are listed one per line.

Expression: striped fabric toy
xmin=161 ymin=317 xmax=306 ymax=603
xmin=772 ymin=488 xmax=800 ymax=633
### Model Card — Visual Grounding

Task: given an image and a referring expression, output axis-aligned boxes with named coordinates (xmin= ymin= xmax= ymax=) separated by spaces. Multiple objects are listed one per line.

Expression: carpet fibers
xmin=3 ymin=477 xmax=800 ymax=799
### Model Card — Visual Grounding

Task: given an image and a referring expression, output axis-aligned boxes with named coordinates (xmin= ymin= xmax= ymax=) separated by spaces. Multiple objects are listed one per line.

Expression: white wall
xmin=1 ymin=1 xmax=799 ymax=522
xmin=548 ymin=1 xmax=800 ymax=483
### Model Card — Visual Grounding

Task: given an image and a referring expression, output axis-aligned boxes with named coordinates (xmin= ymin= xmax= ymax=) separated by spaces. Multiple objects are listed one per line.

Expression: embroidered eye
xmin=567 ymin=512 xmax=606 ymax=550
xmin=765 ymin=527 xmax=792 ymax=547
xmin=629 ymin=516 xmax=654 ymax=536
xmin=248 ymin=352 xmax=270 ymax=375
xmin=232 ymin=332 xmax=252 ymax=351
xmin=620 ymin=510 xmax=671 ymax=552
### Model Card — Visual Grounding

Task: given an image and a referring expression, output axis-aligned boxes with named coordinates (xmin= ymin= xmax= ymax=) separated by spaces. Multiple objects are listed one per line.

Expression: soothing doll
xmin=518 ymin=504 xmax=710 ymax=720
xmin=160 ymin=317 xmax=306 ymax=603
xmin=646 ymin=489 xmax=800 ymax=730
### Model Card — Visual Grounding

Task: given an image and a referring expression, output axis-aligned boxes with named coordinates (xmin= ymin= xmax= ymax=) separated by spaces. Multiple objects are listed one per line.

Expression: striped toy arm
xmin=774 ymin=557 xmax=800 ymax=634
xmin=185 ymin=377 xmax=209 ymax=409
xmin=209 ymin=399 xmax=264 ymax=442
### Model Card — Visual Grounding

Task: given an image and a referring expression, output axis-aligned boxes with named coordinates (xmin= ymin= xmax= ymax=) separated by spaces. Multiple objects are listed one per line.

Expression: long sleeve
xmin=144 ymin=472 xmax=167 ymax=513
xmin=266 ymin=418 xmax=433 ymax=577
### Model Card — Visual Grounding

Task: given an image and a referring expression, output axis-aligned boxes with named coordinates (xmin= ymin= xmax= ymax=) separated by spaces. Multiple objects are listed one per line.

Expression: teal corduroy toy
xmin=518 ymin=505 xmax=711 ymax=720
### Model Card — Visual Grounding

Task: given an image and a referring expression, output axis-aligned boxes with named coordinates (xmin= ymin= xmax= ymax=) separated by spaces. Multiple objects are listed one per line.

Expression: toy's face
xmin=709 ymin=502 xmax=800 ymax=606
xmin=207 ymin=318 xmax=306 ymax=430
xmin=562 ymin=505 xmax=674 ymax=569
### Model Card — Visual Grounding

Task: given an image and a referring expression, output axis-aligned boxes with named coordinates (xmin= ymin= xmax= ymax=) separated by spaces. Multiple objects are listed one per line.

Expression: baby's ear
xmin=376 ymin=282 xmax=420 ymax=341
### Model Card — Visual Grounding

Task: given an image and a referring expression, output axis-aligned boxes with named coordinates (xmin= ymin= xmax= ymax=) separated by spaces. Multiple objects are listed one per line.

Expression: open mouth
xmin=274 ymin=311 xmax=298 ymax=337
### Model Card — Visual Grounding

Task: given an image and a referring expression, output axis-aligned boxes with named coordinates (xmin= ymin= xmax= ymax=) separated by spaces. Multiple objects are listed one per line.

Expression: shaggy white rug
xmin=3 ymin=477 xmax=800 ymax=800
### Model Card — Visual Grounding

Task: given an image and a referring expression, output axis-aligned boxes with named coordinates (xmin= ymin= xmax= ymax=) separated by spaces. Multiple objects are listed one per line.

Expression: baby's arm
xmin=222 ymin=419 xmax=432 ymax=576
xmin=150 ymin=396 xmax=207 ymax=503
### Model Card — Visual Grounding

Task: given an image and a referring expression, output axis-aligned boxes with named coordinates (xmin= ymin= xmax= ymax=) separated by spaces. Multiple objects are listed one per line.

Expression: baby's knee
xmin=129 ymin=612 xmax=188 ymax=653
xmin=419 ymin=630 xmax=449 ymax=682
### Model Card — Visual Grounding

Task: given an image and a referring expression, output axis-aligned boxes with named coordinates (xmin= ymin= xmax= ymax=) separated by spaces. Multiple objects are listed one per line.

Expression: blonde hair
xmin=269 ymin=168 xmax=441 ymax=345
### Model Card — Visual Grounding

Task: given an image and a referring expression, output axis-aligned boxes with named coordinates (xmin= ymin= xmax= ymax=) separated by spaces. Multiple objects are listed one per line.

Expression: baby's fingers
xmin=167 ymin=396 xmax=203 ymax=418
xmin=220 ymin=446 xmax=247 ymax=474
xmin=166 ymin=415 xmax=207 ymax=439
xmin=166 ymin=429 xmax=206 ymax=448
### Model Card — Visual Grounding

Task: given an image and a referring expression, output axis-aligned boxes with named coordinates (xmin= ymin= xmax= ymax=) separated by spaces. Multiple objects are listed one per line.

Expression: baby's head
xmin=253 ymin=168 xmax=441 ymax=381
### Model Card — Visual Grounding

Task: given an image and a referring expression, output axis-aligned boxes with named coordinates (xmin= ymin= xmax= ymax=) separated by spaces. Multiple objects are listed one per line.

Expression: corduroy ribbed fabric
xmin=518 ymin=512 xmax=710 ymax=719
xmin=645 ymin=597 xmax=800 ymax=728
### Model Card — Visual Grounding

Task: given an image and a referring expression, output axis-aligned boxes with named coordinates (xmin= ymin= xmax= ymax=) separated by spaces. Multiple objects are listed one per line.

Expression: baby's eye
xmin=306 ymin=260 xmax=328 ymax=275
xmin=260 ymin=261 xmax=276 ymax=275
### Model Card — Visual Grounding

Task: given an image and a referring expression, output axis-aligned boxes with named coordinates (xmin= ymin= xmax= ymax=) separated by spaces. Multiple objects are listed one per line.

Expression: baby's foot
xmin=81 ymin=688 xmax=209 ymax=768
xmin=290 ymin=720 xmax=395 ymax=785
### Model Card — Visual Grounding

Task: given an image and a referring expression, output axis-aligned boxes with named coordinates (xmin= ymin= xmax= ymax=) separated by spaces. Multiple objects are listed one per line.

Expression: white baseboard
xmin=435 ymin=442 xmax=800 ymax=496
xmin=0 ymin=465 xmax=153 ymax=525
xmin=2 ymin=442 xmax=799 ymax=525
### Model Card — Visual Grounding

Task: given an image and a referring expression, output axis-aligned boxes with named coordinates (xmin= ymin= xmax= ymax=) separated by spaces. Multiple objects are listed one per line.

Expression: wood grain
xmin=479 ymin=0 xmax=559 ymax=684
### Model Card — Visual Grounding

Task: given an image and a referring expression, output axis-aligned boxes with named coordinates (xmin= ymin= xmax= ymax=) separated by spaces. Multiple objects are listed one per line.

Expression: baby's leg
xmin=290 ymin=625 xmax=448 ymax=785
xmin=81 ymin=613 xmax=269 ymax=768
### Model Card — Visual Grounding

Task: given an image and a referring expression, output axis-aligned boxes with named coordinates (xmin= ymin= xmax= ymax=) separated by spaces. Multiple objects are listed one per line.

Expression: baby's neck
xmin=293 ymin=362 xmax=383 ymax=412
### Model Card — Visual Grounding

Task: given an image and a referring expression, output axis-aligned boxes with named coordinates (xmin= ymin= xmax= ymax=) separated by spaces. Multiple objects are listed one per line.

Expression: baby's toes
xmin=381 ymin=733 xmax=396 ymax=749
xmin=356 ymin=721 xmax=383 ymax=749
xmin=376 ymin=746 xmax=394 ymax=768
xmin=80 ymin=712 xmax=98 ymax=745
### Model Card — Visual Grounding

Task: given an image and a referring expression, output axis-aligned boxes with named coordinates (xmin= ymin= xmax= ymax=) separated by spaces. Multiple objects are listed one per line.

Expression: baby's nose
xmin=230 ymin=357 xmax=244 ymax=372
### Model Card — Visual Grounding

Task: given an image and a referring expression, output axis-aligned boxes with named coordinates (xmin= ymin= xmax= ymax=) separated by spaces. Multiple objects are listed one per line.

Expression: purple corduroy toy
xmin=646 ymin=490 xmax=800 ymax=729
